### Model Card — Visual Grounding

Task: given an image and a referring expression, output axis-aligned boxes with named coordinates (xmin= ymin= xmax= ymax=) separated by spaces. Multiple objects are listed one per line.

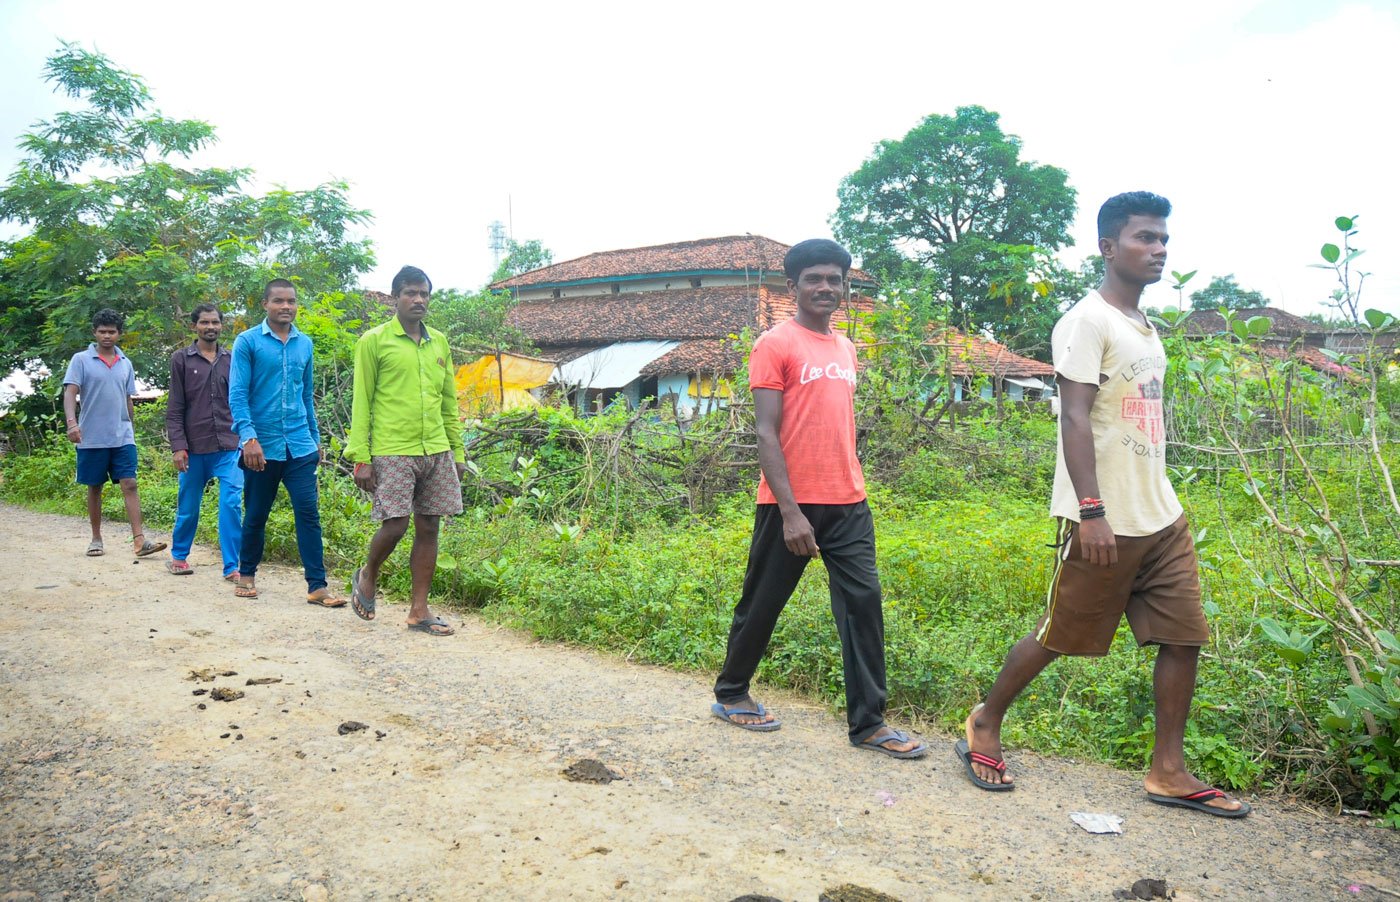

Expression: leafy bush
xmin=3 ymin=218 xmax=1396 ymax=823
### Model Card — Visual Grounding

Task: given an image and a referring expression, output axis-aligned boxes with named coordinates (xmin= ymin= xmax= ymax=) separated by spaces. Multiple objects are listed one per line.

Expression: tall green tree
xmin=1190 ymin=274 xmax=1269 ymax=311
xmin=428 ymin=244 xmax=552 ymax=364
xmin=430 ymin=287 xmax=533 ymax=362
xmin=831 ymin=105 xmax=1077 ymax=345
xmin=0 ymin=43 xmax=375 ymax=383
xmin=490 ymin=238 xmax=553 ymax=284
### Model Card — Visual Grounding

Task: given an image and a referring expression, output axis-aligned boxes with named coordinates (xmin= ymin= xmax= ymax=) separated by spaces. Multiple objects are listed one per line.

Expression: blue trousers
xmin=240 ymin=450 xmax=326 ymax=592
xmin=172 ymin=449 xmax=244 ymax=577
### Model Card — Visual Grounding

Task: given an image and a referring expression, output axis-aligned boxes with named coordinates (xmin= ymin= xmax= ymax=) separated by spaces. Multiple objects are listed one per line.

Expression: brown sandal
xmin=306 ymin=588 xmax=346 ymax=608
xmin=234 ymin=580 xmax=258 ymax=598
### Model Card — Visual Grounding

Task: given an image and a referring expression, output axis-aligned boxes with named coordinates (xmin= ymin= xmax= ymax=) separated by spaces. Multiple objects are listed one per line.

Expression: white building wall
xmin=508 ymin=271 xmax=788 ymax=302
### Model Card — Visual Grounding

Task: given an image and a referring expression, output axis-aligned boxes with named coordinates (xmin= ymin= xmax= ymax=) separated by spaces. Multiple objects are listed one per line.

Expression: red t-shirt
xmin=750 ymin=318 xmax=866 ymax=505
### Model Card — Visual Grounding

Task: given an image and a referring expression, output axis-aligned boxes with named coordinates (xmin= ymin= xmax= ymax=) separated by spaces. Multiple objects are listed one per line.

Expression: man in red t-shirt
xmin=710 ymin=239 xmax=927 ymax=758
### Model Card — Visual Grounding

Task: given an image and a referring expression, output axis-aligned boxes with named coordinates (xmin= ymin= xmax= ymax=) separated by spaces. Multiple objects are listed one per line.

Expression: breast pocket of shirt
xmin=296 ymin=342 xmax=315 ymax=373
xmin=426 ymin=348 xmax=450 ymax=388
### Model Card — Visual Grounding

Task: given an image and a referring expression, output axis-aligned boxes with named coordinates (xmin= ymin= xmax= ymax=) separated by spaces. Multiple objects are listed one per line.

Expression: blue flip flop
xmin=406 ymin=615 xmax=455 ymax=636
xmin=711 ymin=701 xmax=781 ymax=732
xmin=855 ymin=728 xmax=929 ymax=759
xmin=350 ymin=567 xmax=375 ymax=621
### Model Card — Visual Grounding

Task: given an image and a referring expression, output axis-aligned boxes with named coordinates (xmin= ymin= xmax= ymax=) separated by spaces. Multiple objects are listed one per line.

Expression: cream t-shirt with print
xmin=1050 ymin=291 xmax=1183 ymax=536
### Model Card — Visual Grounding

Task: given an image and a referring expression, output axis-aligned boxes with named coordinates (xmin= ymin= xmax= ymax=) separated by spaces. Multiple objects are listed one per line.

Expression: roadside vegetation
xmin=5 ymin=283 xmax=1396 ymax=823
xmin=3 ymin=44 xmax=1396 ymax=825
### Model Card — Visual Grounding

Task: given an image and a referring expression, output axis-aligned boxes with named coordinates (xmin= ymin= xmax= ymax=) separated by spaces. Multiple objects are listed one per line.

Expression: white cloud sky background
xmin=1 ymin=0 xmax=1397 ymax=316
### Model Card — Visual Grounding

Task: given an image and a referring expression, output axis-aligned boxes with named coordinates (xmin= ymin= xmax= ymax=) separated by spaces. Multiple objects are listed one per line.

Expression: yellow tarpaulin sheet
xmin=456 ymin=353 xmax=555 ymax=413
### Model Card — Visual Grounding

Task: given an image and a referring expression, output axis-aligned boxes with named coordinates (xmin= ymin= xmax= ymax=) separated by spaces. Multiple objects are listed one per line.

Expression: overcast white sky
xmin=2 ymin=0 xmax=1397 ymax=316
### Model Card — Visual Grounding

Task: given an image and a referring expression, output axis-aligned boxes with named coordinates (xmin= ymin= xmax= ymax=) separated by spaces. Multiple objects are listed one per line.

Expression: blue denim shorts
xmin=76 ymin=444 xmax=138 ymax=485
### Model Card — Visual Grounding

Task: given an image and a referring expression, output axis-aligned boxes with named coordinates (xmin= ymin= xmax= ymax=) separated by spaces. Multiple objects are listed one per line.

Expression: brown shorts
xmin=370 ymin=452 xmax=464 ymax=521
xmin=1034 ymin=513 xmax=1208 ymax=656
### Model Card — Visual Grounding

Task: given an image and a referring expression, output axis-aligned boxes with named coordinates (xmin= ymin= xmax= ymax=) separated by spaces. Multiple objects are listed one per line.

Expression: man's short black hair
xmin=191 ymin=303 xmax=222 ymax=324
xmin=783 ymin=239 xmax=852 ymax=282
xmin=92 ymin=308 xmax=124 ymax=332
xmin=263 ymin=278 xmax=296 ymax=300
xmin=1097 ymin=191 xmax=1172 ymax=241
xmin=391 ymin=265 xmax=432 ymax=296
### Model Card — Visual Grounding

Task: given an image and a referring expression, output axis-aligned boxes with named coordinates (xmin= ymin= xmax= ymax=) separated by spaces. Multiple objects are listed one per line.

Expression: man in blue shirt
xmin=228 ymin=279 xmax=344 ymax=607
xmin=62 ymin=308 xmax=167 ymax=559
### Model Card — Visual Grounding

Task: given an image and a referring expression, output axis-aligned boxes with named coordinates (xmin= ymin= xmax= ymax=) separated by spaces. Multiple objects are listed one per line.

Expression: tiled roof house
xmin=927 ymin=328 xmax=1057 ymax=401
xmin=493 ymin=235 xmax=877 ymax=414
xmin=1182 ymin=307 xmax=1356 ymax=377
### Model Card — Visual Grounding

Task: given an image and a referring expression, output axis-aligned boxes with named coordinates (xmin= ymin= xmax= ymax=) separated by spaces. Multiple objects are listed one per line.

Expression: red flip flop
xmin=955 ymin=738 xmax=1014 ymax=792
xmin=1147 ymin=788 xmax=1251 ymax=818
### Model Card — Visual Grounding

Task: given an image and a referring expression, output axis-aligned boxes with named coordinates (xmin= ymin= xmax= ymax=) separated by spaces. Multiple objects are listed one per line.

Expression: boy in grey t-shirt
xmin=62 ymin=308 xmax=166 ymax=558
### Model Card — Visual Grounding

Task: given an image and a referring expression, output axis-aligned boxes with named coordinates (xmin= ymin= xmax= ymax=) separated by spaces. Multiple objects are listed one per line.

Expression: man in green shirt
xmin=346 ymin=266 xmax=466 ymax=636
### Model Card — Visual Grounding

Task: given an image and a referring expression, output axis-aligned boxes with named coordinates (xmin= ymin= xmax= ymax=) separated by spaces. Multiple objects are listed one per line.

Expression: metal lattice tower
xmin=488 ymin=220 xmax=508 ymax=265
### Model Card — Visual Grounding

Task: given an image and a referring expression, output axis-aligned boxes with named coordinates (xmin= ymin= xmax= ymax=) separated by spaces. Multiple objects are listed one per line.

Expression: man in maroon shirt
xmin=165 ymin=303 xmax=243 ymax=579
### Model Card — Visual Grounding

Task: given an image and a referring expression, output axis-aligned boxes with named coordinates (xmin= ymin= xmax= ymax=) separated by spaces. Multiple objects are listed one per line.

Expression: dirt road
xmin=0 ymin=504 xmax=1396 ymax=901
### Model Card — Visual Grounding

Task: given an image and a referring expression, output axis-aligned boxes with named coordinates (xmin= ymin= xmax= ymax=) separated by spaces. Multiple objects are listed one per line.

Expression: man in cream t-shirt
xmin=1047 ymin=291 xmax=1181 ymax=536
xmin=956 ymin=192 xmax=1249 ymax=818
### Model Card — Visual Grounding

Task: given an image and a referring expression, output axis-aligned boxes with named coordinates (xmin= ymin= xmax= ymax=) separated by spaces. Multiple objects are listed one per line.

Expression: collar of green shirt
xmin=386 ymin=316 xmax=436 ymax=344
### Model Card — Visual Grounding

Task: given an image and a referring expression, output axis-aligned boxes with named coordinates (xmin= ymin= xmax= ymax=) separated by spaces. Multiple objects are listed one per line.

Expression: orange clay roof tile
xmin=493 ymin=235 xmax=872 ymax=288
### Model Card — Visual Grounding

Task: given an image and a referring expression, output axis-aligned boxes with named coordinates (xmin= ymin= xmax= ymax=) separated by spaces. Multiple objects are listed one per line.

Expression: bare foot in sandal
xmin=307 ymin=587 xmax=346 ymax=608
xmin=712 ymin=696 xmax=776 ymax=727
xmin=405 ymin=613 xmax=455 ymax=636
xmin=965 ymin=702 xmax=1014 ymax=788
xmin=133 ymin=534 xmax=167 ymax=557
xmin=234 ymin=577 xmax=258 ymax=598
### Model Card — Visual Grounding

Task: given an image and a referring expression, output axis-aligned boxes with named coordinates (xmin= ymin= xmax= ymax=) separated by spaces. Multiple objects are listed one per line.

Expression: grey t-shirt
xmin=63 ymin=344 xmax=137 ymax=449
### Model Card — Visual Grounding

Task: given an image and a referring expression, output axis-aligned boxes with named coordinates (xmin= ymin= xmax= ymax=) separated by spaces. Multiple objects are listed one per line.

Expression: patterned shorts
xmin=370 ymin=451 xmax=464 ymax=520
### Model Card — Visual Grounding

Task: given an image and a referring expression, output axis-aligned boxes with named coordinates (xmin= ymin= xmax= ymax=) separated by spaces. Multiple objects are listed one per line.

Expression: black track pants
xmin=714 ymin=501 xmax=887 ymax=742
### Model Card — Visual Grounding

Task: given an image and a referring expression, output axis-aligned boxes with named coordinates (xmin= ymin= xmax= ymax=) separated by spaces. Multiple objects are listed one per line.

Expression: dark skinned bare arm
xmin=1058 ymin=376 xmax=1117 ymax=566
xmin=63 ymin=384 xmax=81 ymax=444
xmin=753 ymin=387 xmax=819 ymax=557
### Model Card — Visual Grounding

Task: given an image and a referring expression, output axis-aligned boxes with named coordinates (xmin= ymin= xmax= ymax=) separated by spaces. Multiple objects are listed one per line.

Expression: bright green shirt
xmin=345 ymin=317 xmax=464 ymax=464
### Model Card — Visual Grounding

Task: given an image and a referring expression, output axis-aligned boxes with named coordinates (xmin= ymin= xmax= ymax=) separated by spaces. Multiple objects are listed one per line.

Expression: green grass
xmin=0 ymin=401 xmax=1388 ymax=818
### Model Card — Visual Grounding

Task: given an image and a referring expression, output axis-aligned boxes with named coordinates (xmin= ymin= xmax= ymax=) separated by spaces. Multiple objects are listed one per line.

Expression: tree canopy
xmin=1190 ymin=274 xmax=1269 ymax=311
xmin=490 ymin=238 xmax=553 ymax=284
xmin=0 ymin=44 xmax=375 ymax=383
xmin=433 ymin=240 xmax=553 ymax=361
xmin=831 ymin=106 xmax=1078 ymax=347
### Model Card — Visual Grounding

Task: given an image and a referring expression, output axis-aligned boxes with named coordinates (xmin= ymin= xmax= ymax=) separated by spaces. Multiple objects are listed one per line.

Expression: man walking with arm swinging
xmin=345 ymin=265 xmax=465 ymax=636
xmin=710 ymin=239 xmax=927 ymax=759
xmin=165 ymin=303 xmax=242 ymax=579
xmin=957 ymin=192 xmax=1249 ymax=818
xmin=228 ymin=278 xmax=344 ymax=608
xmin=63 ymin=308 xmax=166 ymax=559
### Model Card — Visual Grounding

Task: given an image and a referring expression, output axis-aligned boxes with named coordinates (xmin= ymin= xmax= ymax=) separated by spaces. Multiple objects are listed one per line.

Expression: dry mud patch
xmin=0 ymin=503 xmax=1396 ymax=900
